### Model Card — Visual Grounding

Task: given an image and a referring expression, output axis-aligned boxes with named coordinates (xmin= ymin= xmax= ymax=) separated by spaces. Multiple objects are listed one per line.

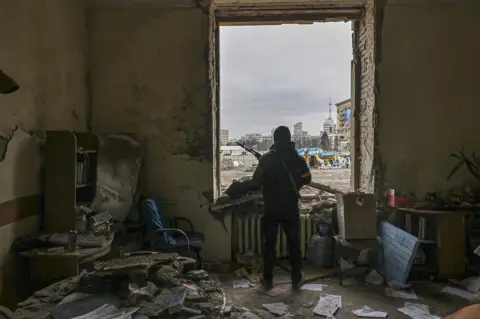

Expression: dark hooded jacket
xmin=249 ymin=141 xmax=311 ymax=213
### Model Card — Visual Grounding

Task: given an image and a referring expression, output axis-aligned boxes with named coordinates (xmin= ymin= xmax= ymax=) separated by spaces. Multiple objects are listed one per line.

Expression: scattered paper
xmin=233 ymin=278 xmax=252 ymax=288
xmin=450 ymin=276 xmax=480 ymax=293
xmin=301 ymin=284 xmax=323 ymax=291
xmin=398 ymin=302 xmax=441 ymax=319
xmin=366 ymin=270 xmax=384 ymax=285
xmin=441 ymin=286 xmax=473 ymax=300
xmin=262 ymin=302 xmax=288 ymax=316
xmin=404 ymin=302 xmax=429 ymax=313
xmin=352 ymin=306 xmax=388 ymax=318
xmin=313 ymin=295 xmax=342 ymax=317
xmin=385 ymin=288 xmax=418 ymax=299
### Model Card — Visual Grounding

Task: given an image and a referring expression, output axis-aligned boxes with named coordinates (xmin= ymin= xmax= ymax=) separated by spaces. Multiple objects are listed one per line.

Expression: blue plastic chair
xmin=138 ymin=198 xmax=205 ymax=266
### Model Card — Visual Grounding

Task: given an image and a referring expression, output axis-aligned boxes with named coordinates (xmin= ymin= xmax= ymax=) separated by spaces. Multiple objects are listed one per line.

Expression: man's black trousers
xmin=261 ymin=211 xmax=302 ymax=284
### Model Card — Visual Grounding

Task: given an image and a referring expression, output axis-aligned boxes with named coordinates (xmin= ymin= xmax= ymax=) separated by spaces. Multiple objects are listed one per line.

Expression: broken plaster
xmin=0 ymin=127 xmax=36 ymax=163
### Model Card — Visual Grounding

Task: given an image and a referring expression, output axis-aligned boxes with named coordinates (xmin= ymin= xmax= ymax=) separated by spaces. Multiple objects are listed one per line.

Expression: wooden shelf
xmin=45 ymin=131 xmax=99 ymax=233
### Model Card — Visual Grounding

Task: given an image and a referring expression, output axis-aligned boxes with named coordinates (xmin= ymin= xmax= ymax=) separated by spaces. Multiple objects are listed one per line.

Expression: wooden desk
xmin=20 ymin=243 xmax=112 ymax=289
xmin=398 ymin=208 xmax=466 ymax=278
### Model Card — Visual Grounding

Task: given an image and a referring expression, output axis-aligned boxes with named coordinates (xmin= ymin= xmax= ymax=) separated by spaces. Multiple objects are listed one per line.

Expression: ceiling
xmin=214 ymin=0 xmax=366 ymax=23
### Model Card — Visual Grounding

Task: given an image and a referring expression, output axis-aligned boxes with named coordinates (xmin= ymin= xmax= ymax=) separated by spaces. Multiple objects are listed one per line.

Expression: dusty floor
xmin=217 ymin=272 xmax=469 ymax=318
xmin=221 ymin=154 xmax=351 ymax=193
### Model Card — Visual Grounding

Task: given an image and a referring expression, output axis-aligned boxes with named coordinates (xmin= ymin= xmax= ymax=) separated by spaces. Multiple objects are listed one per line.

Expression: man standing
xmin=230 ymin=126 xmax=311 ymax=290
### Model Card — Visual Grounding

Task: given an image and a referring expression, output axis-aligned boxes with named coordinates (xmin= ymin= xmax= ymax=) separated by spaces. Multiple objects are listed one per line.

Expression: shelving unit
xmin=44 ymin=131 xmax=99 ymax=233
xmin=400 ymin=208 xmax=466 ymax=278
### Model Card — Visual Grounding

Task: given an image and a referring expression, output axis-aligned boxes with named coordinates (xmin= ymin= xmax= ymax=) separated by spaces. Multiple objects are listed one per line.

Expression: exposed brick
xmin=356 ymin=0 xmax=376 ymax=193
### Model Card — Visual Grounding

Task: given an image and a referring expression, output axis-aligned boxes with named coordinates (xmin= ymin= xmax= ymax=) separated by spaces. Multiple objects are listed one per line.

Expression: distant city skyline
xmin=220 ymin=22 xmax=352 ymax=138
xmin=224 ymin=108 xmax=342 ymax=139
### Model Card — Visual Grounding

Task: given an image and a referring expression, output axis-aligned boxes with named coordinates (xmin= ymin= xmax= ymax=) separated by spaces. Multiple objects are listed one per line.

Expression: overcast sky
xmin=220 ymin=22 xmax=352 ymax=138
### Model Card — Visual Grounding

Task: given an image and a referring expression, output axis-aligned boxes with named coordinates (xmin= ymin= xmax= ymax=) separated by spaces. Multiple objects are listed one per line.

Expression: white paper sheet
xmin=385 ymin=288 xmax=418 ymax=299
xmin=453 ymin=276 xmax=480 ymax=293
xmin=352 ymin=306 xmax=388 ymax=318
xmin=397 ymin=302 xmax=441 ymax=319
xmin=313 ymin=295 xmax=342 ymax=317
xmin=441 ymin=286 xmax=473 ymax=300
xmin=404 ymin=302 xmax=429 ymax=313
xmin=262 ymin=302 xmax=288 ymax=316
xmin=233 ymin=278 xmax=252 ymax=288
xmin=300 ymin=284 xmax=323 ymax=291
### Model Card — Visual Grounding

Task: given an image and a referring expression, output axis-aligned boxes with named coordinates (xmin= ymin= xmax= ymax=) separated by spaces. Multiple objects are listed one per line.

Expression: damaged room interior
xmin=1 ymin=0 xmax=480 ymax=318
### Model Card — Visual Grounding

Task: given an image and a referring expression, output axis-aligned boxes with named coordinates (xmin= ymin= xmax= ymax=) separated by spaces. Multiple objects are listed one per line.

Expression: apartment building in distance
xmin=293 ymin=122 xmax=303 ymax=139
xmin=220 ymin=129 xmax=229 ymax=146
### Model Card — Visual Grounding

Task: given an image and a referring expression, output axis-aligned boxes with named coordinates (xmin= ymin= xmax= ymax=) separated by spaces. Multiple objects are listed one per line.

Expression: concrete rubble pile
xmin=220 ymin=157 xmax=234 ymax=171
xmin=15 ymin=252 xmax=225 ymax=319
xmin=308 ymin=197 xmax=337 ymax=225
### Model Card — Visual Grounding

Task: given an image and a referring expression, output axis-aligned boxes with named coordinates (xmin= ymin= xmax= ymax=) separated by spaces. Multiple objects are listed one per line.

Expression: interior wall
xmin=88 ymin=6 xmax=231 ymax=260
xmin=0 ymin=0 xmax=88 ymax=307
xmin=378 ymin=1 xmax=480 ymax=197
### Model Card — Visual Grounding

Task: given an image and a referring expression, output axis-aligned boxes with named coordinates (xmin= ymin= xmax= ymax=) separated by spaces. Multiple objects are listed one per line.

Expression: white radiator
xmin=234 ymin=214 xmax=315 ymax=259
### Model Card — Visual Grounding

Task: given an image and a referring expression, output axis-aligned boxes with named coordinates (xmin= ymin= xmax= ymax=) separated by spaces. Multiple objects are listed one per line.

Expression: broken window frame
xmin=210 ymin=0 xmax=378 ymax=196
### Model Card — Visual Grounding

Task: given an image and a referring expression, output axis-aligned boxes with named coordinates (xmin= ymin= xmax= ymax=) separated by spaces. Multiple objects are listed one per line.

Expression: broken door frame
xmin=210 ymin=0 xmax=378 ymax=196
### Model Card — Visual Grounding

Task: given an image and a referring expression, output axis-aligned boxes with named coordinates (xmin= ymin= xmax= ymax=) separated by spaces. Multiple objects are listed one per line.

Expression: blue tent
xmin=297 ymin=147 xmax=323 ymax=155
xmin=320 ymin=151 xmax=336 ymax=157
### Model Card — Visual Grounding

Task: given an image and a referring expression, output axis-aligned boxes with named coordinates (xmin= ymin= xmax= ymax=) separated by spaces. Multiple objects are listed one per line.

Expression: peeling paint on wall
xmin=88 ymin=7 xmax=231 ymax=260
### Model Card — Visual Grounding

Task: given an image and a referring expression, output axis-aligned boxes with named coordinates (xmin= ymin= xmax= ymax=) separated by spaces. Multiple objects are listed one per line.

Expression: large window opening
xmin=218 ymin=22 xmax=354 ymax=195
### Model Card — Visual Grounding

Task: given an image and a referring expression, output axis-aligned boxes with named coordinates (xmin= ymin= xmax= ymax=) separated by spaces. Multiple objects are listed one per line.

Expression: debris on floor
xmin=352 ymin=305 xmax=388 ymax=318
xmin=398 ymin=302 xmax=441 ymax=319
xmin=14 ymin=252 xmax=225 ymax=318
xmin=441 ymin=286 xmax=474 ymax=301
xmin=233 ymin=278 xmax=253 ymax=289
xmin=253 ymin=285 xmax=286 ymax=297
xmin=450 ymin=276 xmax=480 ymax=293
xmin=262 ymin=302 xmax=289 ymax=316
xmin=385 ymin=287 xmax=418 ymax=299
xmin=313 ymin=294 xmax=342 ymax=317
xmin=300 ymin=283 xmax=324 ymax=291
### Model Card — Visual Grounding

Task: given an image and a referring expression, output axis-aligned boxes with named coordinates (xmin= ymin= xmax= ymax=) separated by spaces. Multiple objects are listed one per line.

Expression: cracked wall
xmin=0 ymin=0 xmax=88 ymax=306
xmin=88 ymin=6 xmax=231 ymax=260
xmin=378 ymin=1 xmax=480 ymax=197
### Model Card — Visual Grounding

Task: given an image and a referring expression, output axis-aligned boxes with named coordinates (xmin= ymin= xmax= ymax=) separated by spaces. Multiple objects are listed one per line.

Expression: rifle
xmin=236 ymin=142 xmax=262 ymax=160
